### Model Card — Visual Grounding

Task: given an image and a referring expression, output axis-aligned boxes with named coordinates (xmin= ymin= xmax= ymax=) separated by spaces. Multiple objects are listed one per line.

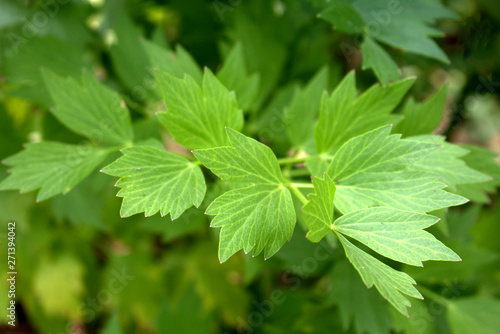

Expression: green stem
xmin=418 ymin=285 xmax=452 ymax=307
xmin=291 ymin=183 xmax=314 ymax=189
xmin=288 ymin=184 xmax=308 ymax=205
xmin=277 ymin=156 xmax=308 ymax=165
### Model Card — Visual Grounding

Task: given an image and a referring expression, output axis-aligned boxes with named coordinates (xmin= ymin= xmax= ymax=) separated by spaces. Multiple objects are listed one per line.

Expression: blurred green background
xmin=0 ymin=0 xmax=500 ymax=333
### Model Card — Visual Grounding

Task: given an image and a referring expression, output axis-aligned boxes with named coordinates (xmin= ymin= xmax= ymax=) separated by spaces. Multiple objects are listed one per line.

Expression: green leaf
xmin=141 ymin=39 xmax=203 ymax=84
xmin=361 ymin=36 xmax=400 ymax=84
xmin=285 ymin=66 xmax=329 ymax=153
xmin=0 ymin=142 xmax=107 ymax=201
xmin=318 ymin=0 xmax=365 ymax=34
xmin=156 ymin=68 xmax=243 ymax=149
xmin=393 ymin=85 xmax=448 ymax=137
xmin=315 ymin=73 xmax=413 ymax=155
xmin=407 ymin=135 xmax=491 ymax=190
xmin=101 ymin=146 xmax=206 ymax=219
xmin=333 ymin=207 xmax=460 ymax=266
xmin=42 ymin=70 xmax=134 ymax=146
xmin=352 ymin=0 xmax=458 ymax=63
xmin=456 ymin=145 xmax=500 ymax=203
xmin=194 ymin=128 xmax=295 ymax=262
xmin=337 ymin=234 xmax=423 ymax=316
xmin=217 ymin=42 xmax=260 ymax=111
xmin=327 ymin=126 xmax=468 ymax=214
xmin=100 ymin=313 xmax=124 ymax=334
xmin=302 ymin=174 xmax=336 ymax=242
xmin=447 ymin=297 xmax=500 ymax=334
xmin=3 ymin=36 xmax=88 ymax=107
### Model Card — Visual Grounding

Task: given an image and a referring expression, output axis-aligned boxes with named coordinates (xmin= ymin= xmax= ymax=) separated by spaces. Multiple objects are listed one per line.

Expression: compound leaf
xmin=194 ymin=128 xmax=295 ymax=262
xmin=156 ymin=68 xmax=243 ymax=149
xmin=42 ymin=70 xmax=134 ymax=146
xmin=102 ymin=146 xmax=206 ymax=219
xmin=334 ymin=207 xmax=461 ymax=266
xmin=302 ymin=174 xmax=336 ymax=242
xmin=0 ymin=142 xmax=107 ymax=201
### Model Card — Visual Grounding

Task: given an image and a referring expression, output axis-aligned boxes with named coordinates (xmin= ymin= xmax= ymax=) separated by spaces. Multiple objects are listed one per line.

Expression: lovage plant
xmin=2 ymin=0 xmax=500 ymax=333
xmin=1 ymin=43 xmax=494 ymax=318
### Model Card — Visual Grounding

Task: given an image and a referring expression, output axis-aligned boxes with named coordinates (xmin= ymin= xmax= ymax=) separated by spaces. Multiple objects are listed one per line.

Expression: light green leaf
xmin=194 ymin=128 xmax=295 ymax=262
xmin=194 ymin=128 xmax=283 ymax=185
xmin=315 ymin=73 xmax=413 ymax=155
xmin=217 ymin=42 xmax=260 ymax=111
xmin=393 ymin=84 xmax=448 ymax=137
xmin=302 ymin=174 xmax=336 ymax=242
xmin=285 ymin=67 xmax=329 ymax=153
xmin=101 ymin=146 xmax=205 ymax=219
xmin=407 ymin=135 xmax=491 ymax=190
xmin=156 ymin=68 xmax=243 ymax=149
xmin=327 ymin=126 xmax=468 ymax=213
xmin=334 ymin=207 xmax=460 ymax=266
xmin=361 ymin=36 xmax=400 ymax=85
xmin=141 ymin=39 xmax=203 ymax=84
xmin=447 ymin=297 xmax=500 ymax=334
xmin=42 ymin=70 xmax=133 ymax=146
xmin=206 ymin=184 xmax=295 ymax=262
xmin=337 ymin=234 xmax=423 ymax=316
xmin=318 ymin=0 xmax=365 ymax=34
xmin=0 ymin=142 xmax=107 ymax=201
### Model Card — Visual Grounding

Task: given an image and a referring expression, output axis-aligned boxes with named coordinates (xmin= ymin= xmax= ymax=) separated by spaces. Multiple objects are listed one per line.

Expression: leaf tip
xmin=458 ymin=257 xmax=463 ymax=261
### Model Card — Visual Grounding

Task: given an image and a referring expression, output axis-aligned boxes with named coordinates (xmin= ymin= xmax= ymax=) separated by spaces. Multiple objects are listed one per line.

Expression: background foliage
xmin=1 ymin=0 xmax=500 ymax=333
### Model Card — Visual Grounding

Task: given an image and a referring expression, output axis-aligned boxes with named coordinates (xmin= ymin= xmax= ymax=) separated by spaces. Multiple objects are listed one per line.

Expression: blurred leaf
xmin=456 ymin=145 xmax=500 ymax=203
xmin=0 ymin=142 xmax=107 ymax=201
xmin=352 ymin=0 xmax=458 ymax=63
xmin=408 ymin=135 xmax=491 ymax=190
xmin=393 ymin=85 xmax=448 ymax=137
xmin=157 ymin=285 xmax=217 ymax=334
xmin=101 ymin=313 xmax=124 ymax=334
xmin=329 ymin=261 xmax=392 ymax=334
xmin=42 ymin=70 xmax=134 ymax=146
xmin=361 ymin=36 xmax=400 ymax=84
xmin=217 ymin=42 xmax=260 ymax=111
xmin=141 ymin=38 xmax=203 ymax=84
xmin=318 ymin=0 xmax=365 ymax=34
xmin=3 ymin=36 xmax=87 ymax=106
xmin=285 ymin=66 xmax=329 ymax=153
xmin=447 ymin=297 xmax=500 ymax=334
